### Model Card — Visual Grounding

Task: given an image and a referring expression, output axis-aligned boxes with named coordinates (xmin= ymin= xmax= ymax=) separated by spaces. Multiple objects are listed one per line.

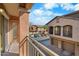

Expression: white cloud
xmin=44 ymin=3 xmax=59 ymax=9
xmin=75 ymin=4 xmax=79 ymax=11
xmin=30 ymin=8 xmax=63 ymax=25
xmin=32 ymin=17 xmax=52 ymax=25
xmin=42 ymin=10 xmax=53 ymax=16
xmin=60 ymin=3 xmax=75 ymax=11
xmin=30 ymin=3 xmax=79 ymax=25
xmin=33 ymin=9 xmax=44 ymax=16
xmin=32 ymin=8 xmax=53 ymax=16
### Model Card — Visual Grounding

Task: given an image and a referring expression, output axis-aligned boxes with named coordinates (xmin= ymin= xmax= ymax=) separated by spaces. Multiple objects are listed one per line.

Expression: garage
xmin=62 ymin=41 xmax=75 ymax=55
xmin=53 ymin=39 xmax=58 ymax=47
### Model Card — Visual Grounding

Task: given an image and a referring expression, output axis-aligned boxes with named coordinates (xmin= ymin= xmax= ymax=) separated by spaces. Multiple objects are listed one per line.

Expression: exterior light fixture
xmin=0 ymin=8 xmax=9 ymax=20
xmin=0 ymin=8 xmax=4 ymax=13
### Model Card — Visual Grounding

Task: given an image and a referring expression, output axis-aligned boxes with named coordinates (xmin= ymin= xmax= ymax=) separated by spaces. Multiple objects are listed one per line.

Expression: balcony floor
xmin=1 ymin=52 xmax=19 ymax=56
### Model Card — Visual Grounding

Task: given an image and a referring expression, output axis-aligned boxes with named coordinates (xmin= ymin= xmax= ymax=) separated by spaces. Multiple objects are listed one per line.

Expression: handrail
xmin=19 ymin=36 xmax=28 ymax=48
xmin=29 ymin=37 xmax=59 ymax=56
xmin=27 ymin=38 xmax=45 ymax=56
xmin=19 ymin=36 xmax=59 ymax=56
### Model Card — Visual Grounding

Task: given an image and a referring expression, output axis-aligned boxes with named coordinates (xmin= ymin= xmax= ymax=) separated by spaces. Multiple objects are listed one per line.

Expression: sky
xmin=29 ymin=3 xmax=79 ymax=25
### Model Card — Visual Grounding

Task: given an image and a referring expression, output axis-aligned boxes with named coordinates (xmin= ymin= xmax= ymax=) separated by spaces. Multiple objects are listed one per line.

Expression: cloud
xmin=30 ymin=16 xmax=53 ymax=25
xmin=32 ymin=9 xmax=44 ymax=16
xmin=44 ymin=3 xmax=79 ymax=11
xmin=60 ymin=3 xmax=75 ymax=11
xmin=32 ymin=8 xmax=53 ymax=16
xmin=30 ymin=8 xmax=64 ymax=25
xmin=75 ymin=4 xmax=79 ymax=11
xmin=29 ymin=10 xmax=55 ymax=25
xmin=44 ymin=3 xmax=59 ymax=9
xmin=42 ymin=10 xmax=53 ymax=16
xmin=30 ymin=3 xmax=79 ymax=25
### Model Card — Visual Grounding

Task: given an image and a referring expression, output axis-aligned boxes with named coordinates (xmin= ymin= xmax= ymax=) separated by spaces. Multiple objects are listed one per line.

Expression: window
xmin=63 ymin=25 xmax=72 ymax=38
xmin=49 ymin=26 xmax=53 ymax=34
xmin=54 ymin=26 xmax=61 ymax=35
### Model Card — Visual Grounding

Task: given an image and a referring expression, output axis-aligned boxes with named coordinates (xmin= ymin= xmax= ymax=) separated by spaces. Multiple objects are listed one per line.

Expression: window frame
xmin=49 ymin=26 xmax=53 ymax=34
xmin=54 ymin=26 xmax=61 ymax=36
xmin=63 ymin=25 xmax=72 ymax=38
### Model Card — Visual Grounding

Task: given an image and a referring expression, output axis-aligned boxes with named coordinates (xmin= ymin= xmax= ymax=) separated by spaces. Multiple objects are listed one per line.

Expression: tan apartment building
xmin=0 ymin=3 xmax=33 ymax=56
xmin=46 ymin=11 xmax=79 ymax=56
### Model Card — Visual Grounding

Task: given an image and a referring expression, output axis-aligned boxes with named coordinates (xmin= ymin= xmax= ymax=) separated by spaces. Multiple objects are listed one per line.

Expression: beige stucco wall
xmin=48 ymin=17 xmax=79 ymax=42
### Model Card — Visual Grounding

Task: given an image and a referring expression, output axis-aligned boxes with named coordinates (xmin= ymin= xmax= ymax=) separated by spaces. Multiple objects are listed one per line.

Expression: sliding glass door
xmin=0 ymin=13 xmax=4 ymax=52
xmin=0 ymin=13 xmax=8 ymax=53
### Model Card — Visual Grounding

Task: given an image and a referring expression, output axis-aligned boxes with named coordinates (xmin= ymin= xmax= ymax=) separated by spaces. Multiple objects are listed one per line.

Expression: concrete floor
xmin=1 ymin=52 xmax=19 ymax=56
xmin=1 ymin=39 xmax=19 ymax=56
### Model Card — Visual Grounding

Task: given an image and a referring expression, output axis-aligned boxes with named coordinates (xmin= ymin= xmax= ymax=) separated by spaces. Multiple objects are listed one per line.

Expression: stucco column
xmin=53 ymin=26 xmax=55 ymax=35
xmin=19 ymin=9 xmax=29 ymax=56
xmin=61 ymin=26 xmax=63 ymax=36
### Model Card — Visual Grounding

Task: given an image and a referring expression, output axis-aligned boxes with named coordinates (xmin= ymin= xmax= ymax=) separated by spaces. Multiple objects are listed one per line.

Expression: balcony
xmin=19 ymin=36 xmax=59 ymax=56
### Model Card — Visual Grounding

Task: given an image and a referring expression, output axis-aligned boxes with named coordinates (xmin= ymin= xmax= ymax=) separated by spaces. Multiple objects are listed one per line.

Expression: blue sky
xmin=29 ymin=3 xmax=79 ymax=25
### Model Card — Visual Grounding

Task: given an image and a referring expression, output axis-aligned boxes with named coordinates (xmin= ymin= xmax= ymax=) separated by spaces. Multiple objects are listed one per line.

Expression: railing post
xmin=27 ymin=38 xmax=29 ymax=56
xmin=32 ymin=46 xmax=34 ymax=56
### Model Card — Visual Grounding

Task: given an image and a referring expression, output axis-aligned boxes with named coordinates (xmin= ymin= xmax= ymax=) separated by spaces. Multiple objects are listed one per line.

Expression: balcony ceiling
xmin=3 ymin=3 xmax=19 ymax=17
xmin=3 ymin=3 xmax=33 ymax=17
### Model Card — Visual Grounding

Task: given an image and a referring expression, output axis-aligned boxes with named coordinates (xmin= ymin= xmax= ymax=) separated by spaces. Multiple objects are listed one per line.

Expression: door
xmin=62 ymin=41 xmax=75 ymax=55
xmin=0 ymin=14 xmax=2 ymax=52
xmin=53 ymin=39 xmax=58 ymax=47
xmin=0 ymin=14 xmax=4 ymax=52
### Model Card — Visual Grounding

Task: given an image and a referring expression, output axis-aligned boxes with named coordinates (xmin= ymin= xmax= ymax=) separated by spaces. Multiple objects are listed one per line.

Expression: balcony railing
xmin=9 ymin=35 xmax=59 ymax=56
xmin=27 ymin=37 xmax=59 ymax=56
xmin=28 ymin=37 xmax=45 ymax=56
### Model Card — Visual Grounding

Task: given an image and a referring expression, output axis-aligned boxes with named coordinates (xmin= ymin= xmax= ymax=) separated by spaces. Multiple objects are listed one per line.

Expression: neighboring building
xmin=29 ymin=25 xmax=38 ymax=32
xmin=38 ymin=27 xmax=48 ymax=37
xmin=29 ymin=25 xmax=38 ymax=36
xmin=46 ymin=11 xmax=79 ymax=56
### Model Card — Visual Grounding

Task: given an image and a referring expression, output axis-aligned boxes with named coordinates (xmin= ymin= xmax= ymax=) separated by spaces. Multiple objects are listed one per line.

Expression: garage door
xmin=53 ymin=39 xmax=58 ymax=47
xmin=62 ymin=41 xmax=75 ymax=54
xmin=50 ymin=37 xmax=53 ymax=44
